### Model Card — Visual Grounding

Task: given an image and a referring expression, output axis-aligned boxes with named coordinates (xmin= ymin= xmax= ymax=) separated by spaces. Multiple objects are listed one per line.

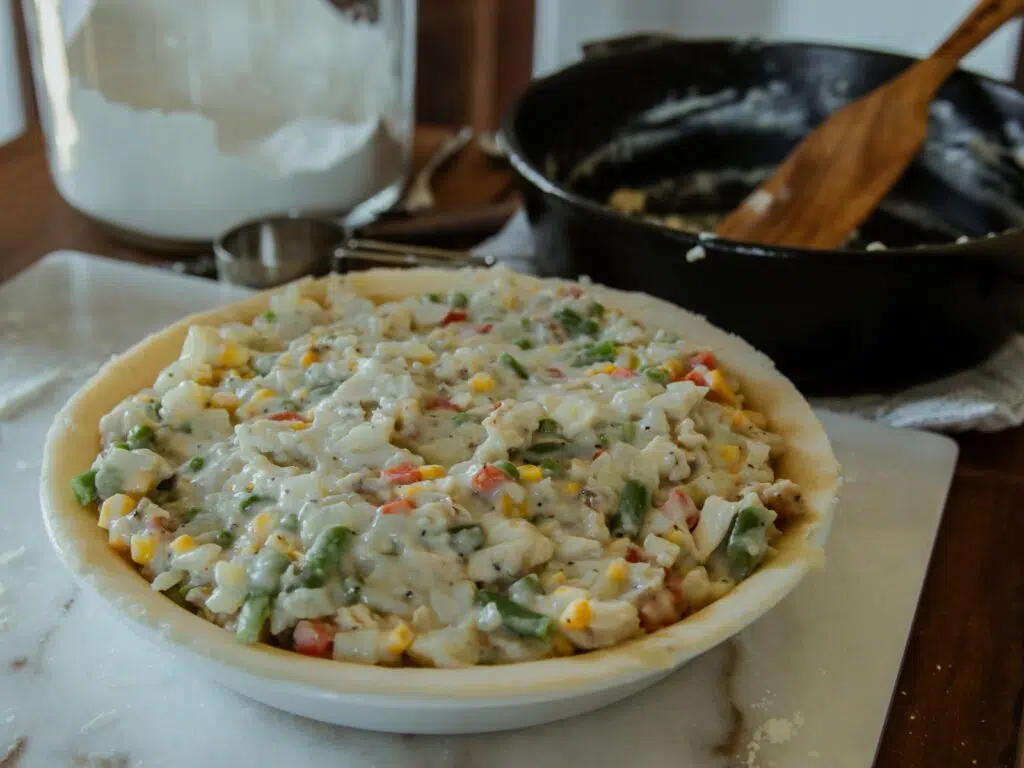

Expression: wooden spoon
xmin=715 ymin=0 xmax=1023 ymax=249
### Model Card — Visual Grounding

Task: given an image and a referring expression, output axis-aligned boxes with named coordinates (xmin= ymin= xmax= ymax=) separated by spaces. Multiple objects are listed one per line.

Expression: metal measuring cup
xmin=213 ymin=214 xmax=494 ymax=290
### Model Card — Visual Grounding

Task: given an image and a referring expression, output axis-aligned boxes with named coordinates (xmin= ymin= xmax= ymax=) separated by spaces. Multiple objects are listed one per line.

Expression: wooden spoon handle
xmin=926 ymin=0 xmax=1023 ymax=82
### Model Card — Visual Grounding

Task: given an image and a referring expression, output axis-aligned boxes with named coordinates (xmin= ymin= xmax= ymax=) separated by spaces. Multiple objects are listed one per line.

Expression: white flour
xmin=45 ymin=0 xmax=410 ymax=241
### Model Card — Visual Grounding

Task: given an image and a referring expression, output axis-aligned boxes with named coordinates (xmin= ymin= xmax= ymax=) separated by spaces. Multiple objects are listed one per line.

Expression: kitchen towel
xmin=474 ymin=210 xmax=1024 ymax=432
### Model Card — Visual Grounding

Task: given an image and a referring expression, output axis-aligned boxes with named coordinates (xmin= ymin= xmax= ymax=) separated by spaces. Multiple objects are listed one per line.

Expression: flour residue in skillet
xmin=563 ymin=80 xmax=1024 ymax=247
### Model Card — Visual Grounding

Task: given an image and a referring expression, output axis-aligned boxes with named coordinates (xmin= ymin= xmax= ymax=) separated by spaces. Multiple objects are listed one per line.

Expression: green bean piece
xmin=427 ymin=292 xmax=443 ymax=303
xmin=127 ymin=424 xmax=155 ymax=450
xmin=725 ymin=506 xmax=773 ymax=580
xmin=475 ymin=591 xmax=553 ymax=639
xmin=512 ymin=573 xmax=541 ymax=594
xmin=214 ymin=530 xmax=234 ymax=548
xmin=298 ymin=525 xmax=353 ymax=588
xmin=236 ymin=594 xmax=272 ymax=645
xmin=611 ymin=479 xmax=649 ymax=540
xmin=539 ymin=457 xmax=564 ymax=477
xmin=279 ymin=513 xmax=299 ymax=532
xmin=586 ymin=301 xmax=605 ymax=318
xmin=643 ymin=366 xmax=671 ymax=384
xmin=555 ymin=307 xmax=584 ymax=334
xmin=239 ymin=494 xmax=267 ymax=514
xmin=94 ymin=466 xmax=123 ymax=499
xmin=450 ymin=523 xmax=486 ymax=554
xmin=581 ymin=318 xmax=600 ymax=335
xmin=537 ymin=418 xmax=560 ymax=434
xmin=499 ymin=352 xmax=529 ymax=380
xmin=450 ymin=291 xmax=469 ymax=309
xmin=573 ymin=340 xmax=618 ymax=366
xmin=112 ymin=441 xmax=130 ymax=451
xmin=187 ymin=456 xmax=205 ymax=472
xmin=247 ymin=547 xmax=291 ymax=596
xmin=493 ymin=460 xmax=520 ymax=480
xmin=452 ymin=412 xmax=478 ymax=426
xmin=520 ymin=317 xmax=532 ymax=330
xmin=71 ymin=471 xmax=99 ymax=506
xmin=515 ymin=338 xmax=534 ymax=350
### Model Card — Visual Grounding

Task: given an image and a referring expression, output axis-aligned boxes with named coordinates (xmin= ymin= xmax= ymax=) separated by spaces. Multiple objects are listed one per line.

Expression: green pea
xmin=515 ymin=338 xmax=534 ymax=350
xmin=644 ymin=367 xmax=671 ymax=385
xmin=494 ymin=460 xmax=520 ymax=480
xmin=262 ymin=310 xmax=277 ymax=322
xmin=450 ymin=292 xmax=469 ymax=309
xmin=71 ymin=471 xmax=98 ymax=506
xmin=187 ymin=456 xmax=205 ymax=472
xmin=214 ymin=530 xmax=234 ymax=548
xmin=239 ymin=495 xmax=267 ymax=514
xmin=453 ymin=412 xmax=478 ymax=426
xmin=127 ymin=424 xmax=155 ymax=450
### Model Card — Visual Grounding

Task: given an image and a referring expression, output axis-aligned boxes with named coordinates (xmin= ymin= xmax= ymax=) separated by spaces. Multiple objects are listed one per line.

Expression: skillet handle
xmin=580 ymin=33 xmax=680 ymax=59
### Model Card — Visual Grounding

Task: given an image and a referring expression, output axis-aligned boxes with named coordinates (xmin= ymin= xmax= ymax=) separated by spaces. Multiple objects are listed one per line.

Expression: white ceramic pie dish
xmin=40 ymin=267 xmax=841 ymax=734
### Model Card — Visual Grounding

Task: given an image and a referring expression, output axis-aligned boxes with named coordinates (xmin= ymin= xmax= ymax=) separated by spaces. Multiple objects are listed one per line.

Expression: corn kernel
xmin=553 ymin=635 xmax=575 ymax=656
xmin=266 ymin=533 xmax=299 ymax=560
xmin=386 ymin=621 xmax=415 ymax=655
xmin=742 ymin=409 xmax=767 ymax=429
xmin=252 ymin=388 xmax=276 ymax=402
xmin=419 ymin=465 xmax=446 ymax=480
xmin=663 ymin=359 xmax=684 ymax=378
xmin=300 ymin=349 xmax=320 ymax=368
xmin=718 ymin=444 xmax=742 ymax=470
xmin=98 ymin=493 xmax=135 ymax=530
xmin=290 ymin=421 xmax=309 ymax=431
xmin=501 ymin=294 xmax=521 ymax=310
xmin=666 ymin=529 xmax=687 ymax=546
xmin=398 ymin=481 xmax=429 ymax=499
xmin=707 ymin=369 xmax=738 ymax=405
xmin=499 ymin=494 xmax=528 ymax=518
xmin=560 ymin=598 xmax=593 ymax=630
xmin=564 ymin=482 xmax=582 ymax=495
xmin=625 ymin=350 xmax=638 ymax=369
xmin=210 ymin=392 xmax=239 ymax=412
xmin=249 ymin=512 xmax=274 ymax=540
xmin=606 ymin=559 xmax=629 ymax=584
xmin=130 ymin=532 xmax=158 ymax=566
xmin=218 ymin=341 xmax=248 ymax=368
xmin=545 ymin=570 xmax=568 ymax=589
xmin=586 ymin=363 xmax=617 ymax=377
xmin=416 ymin=353 xmax=436 ymax=364
xmin=517 ymin=464 xmax=543 ymax=483
xmin=169 ymin=534 xmax=197 ymax=555
xmin=728 ymin=408 xmax=748 ymax=429
xmin=469 ymin=373 xmax=496 ymax=393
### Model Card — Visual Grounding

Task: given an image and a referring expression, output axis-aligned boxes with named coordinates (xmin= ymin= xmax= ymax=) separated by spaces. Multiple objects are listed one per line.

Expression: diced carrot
xmin=472 ymin=464 xmax=510 ymax=493
xmin=545 ymin=367 xmax=566 ymax=379
xmin=684 ymin=370 xmax=707 ymax=387
xmin=592 ymin=448 xmax=607 ymax=460
xmin=475 ymin=323 xmax=493 ymax=334
xmin=293 ymin=619 xmax=335 ymax=657
xmin=379 ymin=499 xmax=413 ymax=515
xmin=269 ymin=411 xmax=303 ymax=421
xmin=561 ymin=286 xmax=583 ymax=298
xmin=625 ymin=544 xmax=645 ymax=563
xmin=689 ymin=351 xmax=716 ymax=369
xmin=441 ymin=309 xmax=468 ymax=326
xmin=660 ymin=487 xmax=700 ymax=530
xmin=382 ymin=464 xmax=423 ymax=485
xmin=610 ymin=367 xmax=636 ymax=378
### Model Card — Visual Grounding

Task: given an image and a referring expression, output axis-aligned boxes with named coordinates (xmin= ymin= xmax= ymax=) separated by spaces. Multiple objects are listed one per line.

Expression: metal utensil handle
xmin=339 ymin=238 xmax=494 ymax=269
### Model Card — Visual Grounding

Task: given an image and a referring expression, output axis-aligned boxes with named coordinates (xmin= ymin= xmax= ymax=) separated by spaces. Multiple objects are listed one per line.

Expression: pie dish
xmin=41 ymin=266 xmax=840 ymax=733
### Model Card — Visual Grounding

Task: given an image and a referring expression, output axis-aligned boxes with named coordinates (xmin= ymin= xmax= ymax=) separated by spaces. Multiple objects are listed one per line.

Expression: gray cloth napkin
xmin=474 ymin=211 xmax=1024 ymax=432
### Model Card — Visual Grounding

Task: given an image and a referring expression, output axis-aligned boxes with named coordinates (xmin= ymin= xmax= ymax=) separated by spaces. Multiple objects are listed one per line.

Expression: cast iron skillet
xmin=498 ymin=36 xmax=1024 ymax=396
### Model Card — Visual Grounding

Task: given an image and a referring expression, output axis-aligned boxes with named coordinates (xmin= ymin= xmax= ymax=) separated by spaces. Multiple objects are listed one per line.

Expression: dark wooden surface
xmin=1 ymin=124 xmax=1022 ymax=768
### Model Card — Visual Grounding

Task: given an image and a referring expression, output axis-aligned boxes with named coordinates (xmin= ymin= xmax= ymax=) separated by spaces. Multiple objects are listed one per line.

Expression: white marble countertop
xmin=0 ymin=253 xmax=959 ymax=768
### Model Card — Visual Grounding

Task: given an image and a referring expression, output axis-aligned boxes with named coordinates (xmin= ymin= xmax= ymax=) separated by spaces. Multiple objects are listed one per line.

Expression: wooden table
xmin=2 ymin=124 xmax=1022 ymax=768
